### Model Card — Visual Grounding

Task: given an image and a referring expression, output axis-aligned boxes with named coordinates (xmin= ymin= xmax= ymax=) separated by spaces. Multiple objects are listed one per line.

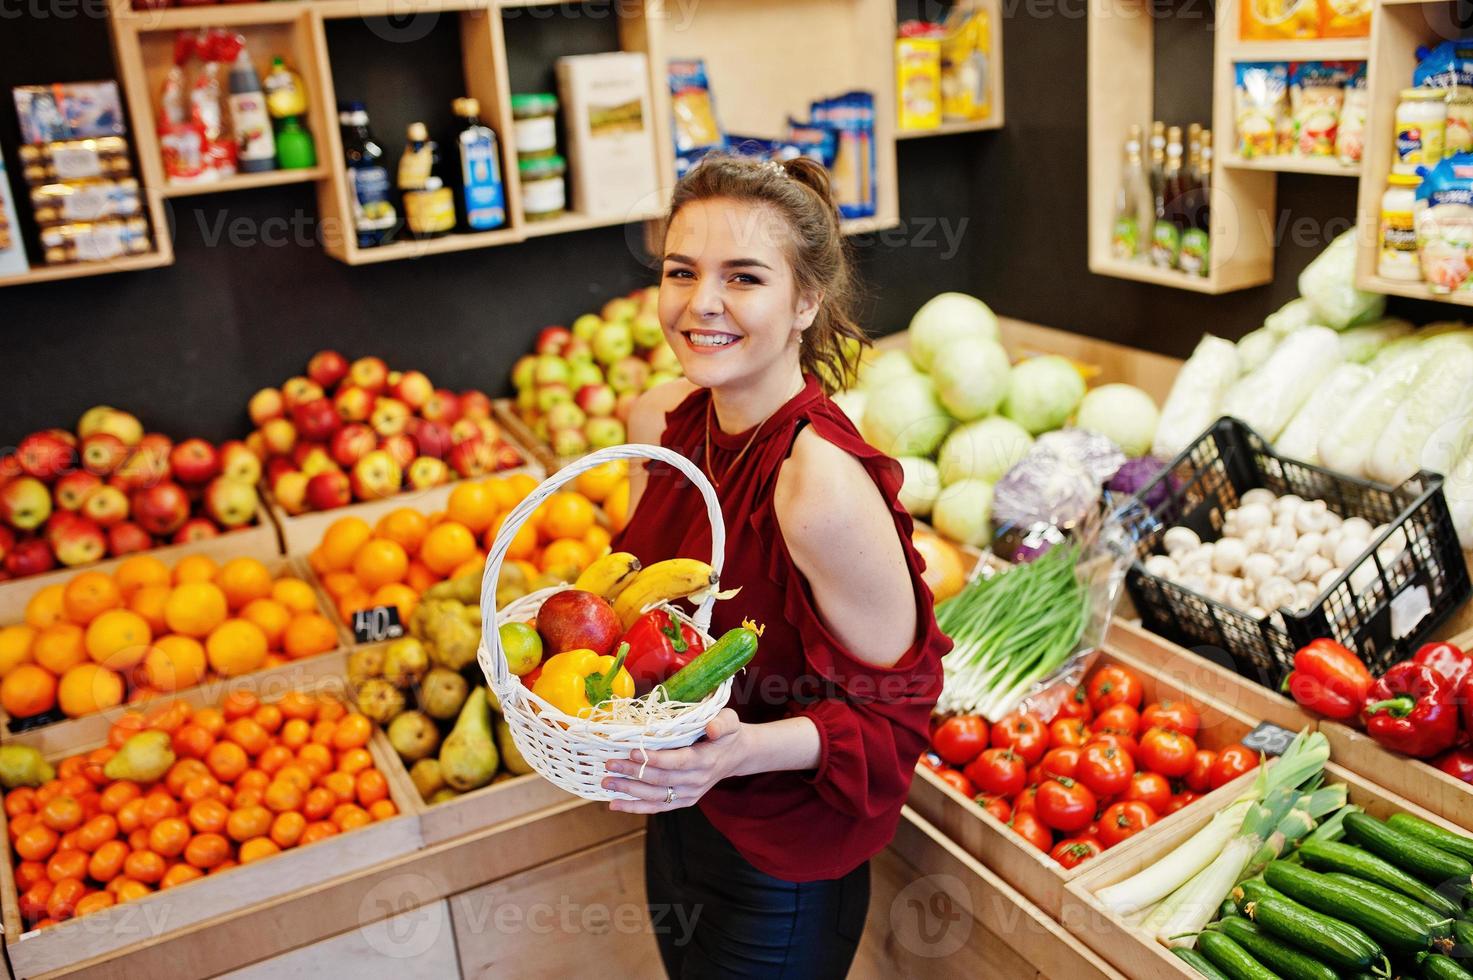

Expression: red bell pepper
xmin=1284 ymin=638 xmax=1374 ymax=721
xmin=620 ymin=609 xmax=705 ymax=694
xmin=1411 ymin=641 xmax=1473 ymax=689
xmin=1434 ymin=747 xmax=1473 ymax=784
xmin=1462 ymin=673 xmax=1473 ymax=739
xmin=1361 ymin=663 xmax=1461 ymax=759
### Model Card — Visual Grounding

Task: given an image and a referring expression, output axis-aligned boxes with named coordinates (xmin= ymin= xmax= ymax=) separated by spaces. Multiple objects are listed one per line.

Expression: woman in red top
xmin=604 ymin=154 xmax=949 ymax=977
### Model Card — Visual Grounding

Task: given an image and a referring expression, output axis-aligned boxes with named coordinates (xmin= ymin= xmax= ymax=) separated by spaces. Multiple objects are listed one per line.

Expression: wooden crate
xmin=1320 ymin=721 xmax=1473 ymax=833
xmin=1060 ymin=761 xmax=1468 ymax=980
xmin=907 ymin=644 xmax=1261 ymax=919
xmin=492 ymin=399 xmax=568 ymax=474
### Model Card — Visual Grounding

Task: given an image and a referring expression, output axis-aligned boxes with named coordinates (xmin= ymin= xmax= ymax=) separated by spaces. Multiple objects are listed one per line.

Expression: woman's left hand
xmin=603 ymin=709 xmax=744 ymax=813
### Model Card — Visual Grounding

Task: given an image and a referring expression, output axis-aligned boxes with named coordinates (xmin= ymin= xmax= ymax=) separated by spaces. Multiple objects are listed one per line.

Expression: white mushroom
xmin=1304 ymin=555 xmax=1333 ymax=582
xmin=1163 ymin=526 xmax=1201 ymax=556
xmin=1212 ymin=538 xmax=1248 ymax=575
xmin=1377 ymin=527 xmax=1408 ymax=564
xmin=1241 ymin=488 xmax=1276 ymax=509
xmin=1179 ymin=545 xmax=1214 ymax=578
xmin=1179 ymin=574 xmax=1209 ymax=595
xmin=1235 ymin=503 xmax=1273 ymax=533
xmin=1270 ymin=611 xmax=1287 ymax=630
xmin=1248 ymin=606 xmax=1269 ymax=621
xmin=1340 ymin=517 xmax=1373 ymax=541
xmin=1293 ymin=532 xmax=1324 ymax=559
xmin=1294 ymin=499 xmax=1332 ymax=535
xmin=1265 ymin=524 xmax=1299 ymax=552
xmin=1257 ymin=576 xmax=1297 ymax=612
xmin=1317 ymin=568 xmax=1343 ymax=593
xmin=1294 ymin=581 xmax=1321 ymax=610
xmin=1242 ymin=553 xmax=1278 ymax=585
xmin=1350 ymin=559 xmax=1379 ymax=594
xmin=1145 ymin=554 xmax=1179 ymax=579
xmin=1322 ymin=510 xmax=1344 ymax=532
xmin=1273 ymin=494 xmax=1306 ymax=518
xmin=1334 ymin=536 xmax=1368 ymax=569
xmin=1275 ymin=550 xmax=1308 ymax=583
xmin=1222 ymin=512 xmax=1240 ymax=538
xmin=1242 ymin=527 xmax=1270 ymax=553
xmin=1205 ymin=574 xmax=1234 ymax=603
xmin=1225 ymin=579 xmax=1258 ymax=610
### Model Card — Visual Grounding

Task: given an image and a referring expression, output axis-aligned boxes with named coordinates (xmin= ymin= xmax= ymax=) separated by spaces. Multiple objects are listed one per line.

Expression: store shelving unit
xmin=0 ymin=248 xmax=173 ymax=289
xmin=1220 ymin=154 xmax=1360 ymax=176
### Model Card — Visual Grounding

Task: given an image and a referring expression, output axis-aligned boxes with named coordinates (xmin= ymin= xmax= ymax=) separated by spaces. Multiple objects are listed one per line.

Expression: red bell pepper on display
xmin=1462 ymin=673 xmax=1473 ymax=738
xmin=619 ymin=609 xmax=705 ymax=694
xmin=1284 ymin=638 xmax=1374 ymax=721
xmin=1434 ymin=747 xmax=1473 ymax=784
xmin=1410 ymin=641 xmax=1473 ymax=688
xmin=1361 ymin=663 xmax=1461 ymax=759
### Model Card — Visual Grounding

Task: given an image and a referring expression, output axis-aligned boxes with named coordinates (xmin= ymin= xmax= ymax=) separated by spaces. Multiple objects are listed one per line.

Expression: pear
xmin=426 ymin=608 xmax=479 ymax=671
xmin=428 ymin=786 xmax=459 ymax=805
xmin=495 ymin=717 xmax=533 ymax=776
xmin=0 ymin=745 xmax=54 ymax=789
xmin=439 ymin=687 xmax=498 ymax=791
xmin=104 ymin=730 xmax=175 ymax=783
xmin=382 ymin=637 xmax=430 ymax=689
xmin=425 ymin=573 xmax=480 ymax=605
xmin=409 ymin=758 xmax=445 ymax=799
xmin=355 ymin=678 xmax=406 ymax=725
xmin=388 ymin=711 xmax=440 ymax=763
xmin=484 ymin=683 xmax=502 ymax=715
xmin=347 ymin=645 xmax=387 ymax=686
xmin=419 ymin=668 xmax=469 ymax=721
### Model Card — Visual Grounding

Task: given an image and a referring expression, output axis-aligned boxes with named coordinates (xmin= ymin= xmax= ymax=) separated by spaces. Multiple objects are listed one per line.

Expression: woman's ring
xmin=665 ymin=786 xmax=677 ymax=805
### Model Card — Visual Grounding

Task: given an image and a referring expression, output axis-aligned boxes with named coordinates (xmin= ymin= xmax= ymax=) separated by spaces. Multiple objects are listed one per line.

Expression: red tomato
xmin=989 ymin=712 xmax=1049 ymax=765
xmin=1036 ymin=777 xmax=1098 ymax=833
xmin=1209 ymin=744 xmax=1259 ymax=790
xmin=1086 ymin=730 xmax=1140 ymax=759
xmin=1141 ymin=700 xmax=1201 ymax=739
xmin=1139 ymin=728 xmax=1197 ymax=778
xmin=1077 ymin=741 xmax=1136 ymax=797
xmin=1094 ymin=703 xmax=1141 ymax=738
xmin=936 ymin=769 xmax=976 ymax=797
xmin=1055 ymin=685 xmax=1093 ymax=721
xmin=1039 ymin=746 xmax=1083 ymax=782
xmin=963 ymin=748 xmax=1026 ymax=799
xmin=1009 ymin=811 xmax=1053 ymax=851
xmin=931 ymin=715 xmax=990 ymax=766
xmin=974 ymin=794 xmax=1012 ymax=823
xmin=1185 ymin=749 xmax=1218 ymax=792
xmin=1014 ymin=785 xmax=1039 ymax=816
xmin=1087 ymin=665 xmax=1143 ymax=712
xmin=1097 ymin=801 xmax=1158 ymax=848
xmin=1049 ymin=717 xmax=1088 ymax=748
xmin=918 ymin=751 xmax=945 ymax=772
xmin=1165 ymin=790 xmax=1200 ymax=815
xmin=1049 ymin=836 xmax=1103 ymax=869
xmin=1120 ymin=771 xmax=1172 ymax=814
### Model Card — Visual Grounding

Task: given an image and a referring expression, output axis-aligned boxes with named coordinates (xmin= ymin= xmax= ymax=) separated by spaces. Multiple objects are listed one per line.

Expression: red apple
xmin=614 ymin=391 xmax=640 ymax=424
xmin=291 ymin=440 xmax=321 ymax=469
xmin=5 ymin=538 xmax=54 ymax=577
xmin=132 ymin=481 xmax=190 ymax=537
xmin=450 ymin=418 xmax=481 ymax=446
xmin=54 ymin=471 xmax=103 ymax=511
xmin=0 ymin=477 xmax=53 ymax=530
xmin=494 ymin=443 xmax=525 ymax=471
xmin=81 ymin=485 xmax=130 ymax=527
xmin=299 ymin=447 xmax=339 ymax=478
xmin=535 ymin=589 xmax=622 ymax=655
xmin=391 ymin=371 xmax=434 ymax=411
xmin=333 ymin=386 xmax=373 ymax=423
xmin=46 ymin=428 xmax=77 ymax=449
xmin=281 ymin=376 xmax=325 ymax=412
xmin=205 ymin=477 xmax=258 ymax=528
xmin=421 ymin=389 xmax=461 ymax=424
xmin=17 ymin=431 xmax=76 ymax=482
xmin=220 ymin=441 xmax=262 ymax=485
xmin=459 ymin=390 xmax=493 ymax=420
xmin=113 ymin=435 xmax=172 ymax=492
xmin=0 ymin=455 xmax=22 ymax=482
xmin=349 ymin=356 xmax=389 ymax=395
xmin=265 ymin=457 xmax=298 ymax=486
xmin=245 ymin=432 xmax=267 ymax=460
xmin=79 ymin=407 xmax=143 ymax=447
xmin=448 ymin=437 xmax=495 ymax=479
xmin=330 ymin=424 xmax=377 ymax=468
xmin=50 ymin=513 xmax=106 ymax=567
xmin=406 ymin=456 xmax=449 ymax=490
xmin=0 ymin=526 xmax=12 ymax=564
xmin=380 ymin=434 xmax=417 ymax=473
xmin=260 ymin=418 xmax=298 ymax=458
xmin=248 ymin=388 xmax=285 ymax=426
xmin=406 ymin=418 xmax=452 ymax=459
xmin=293 ymin=397 xmax=342 ymax=443
xmin=173 ymin=518 xmax=219 ymax=544
xmin=575 ymin=383 xmax=617 ymax=418
xmin=307 ymin=350 xmax=350 ymax=390
xmin=536 ymin=326 xmax=572 ymax=356
xmin=370 ymin=398 xmax=410 ymax=438
xmin=107 ymin=521 xmax=153 ymax=556
xmin=169 ymin=438 xmax=220 ymax=485
xmin=79 ymin=433 xmax=128 ymax=476
xmin=272 ymin=470 xmax=309 ymax=515
xmin=350 ymin=450 xmax=402 ymax=501
xmin=305 ymin=471 xmax=351 ymax=511
xmin=475 ymin=418 xmax=502 ymax=444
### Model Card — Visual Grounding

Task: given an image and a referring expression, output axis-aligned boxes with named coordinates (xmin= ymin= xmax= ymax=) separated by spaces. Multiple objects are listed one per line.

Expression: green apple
xmin=631 ymin=312 xmax=663 ymax=350
xmin=584 ymin=417 xmax=626 ymax=450
xmin=601 ymin=296 xmax=638 ymax=323
xmin=499 ymin=622 xmax=543 ymax=676
xmin=533 ymin=355 xmax=570 ymax=387
xmin=568 ymin=361 xmax=605 ymax=391
xmin=592 ymin=322 xmax=634 ymax=366
xmin=535 ymin=384 xmax=573 ymax=414
xmin=511 ymin=355 xmax=538 ymax=391
xmin=647 ymin=341 xmax=681 ymax=374
xmin=571 ymin=314 xmax=602 ymax=342
xmin=645 ymin=370 xmax=680 ymax=391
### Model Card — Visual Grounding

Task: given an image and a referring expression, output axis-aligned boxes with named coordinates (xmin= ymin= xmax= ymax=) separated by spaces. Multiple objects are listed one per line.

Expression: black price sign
xmin=353 ymin=606 xmax=404 ymax=644
xmin=1241 ymin=721 xmax=1296 ymax=758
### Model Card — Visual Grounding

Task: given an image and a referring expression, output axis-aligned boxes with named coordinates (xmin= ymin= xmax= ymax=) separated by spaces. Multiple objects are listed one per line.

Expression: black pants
xmin=644 ymin=806 xmax=870 ymax=979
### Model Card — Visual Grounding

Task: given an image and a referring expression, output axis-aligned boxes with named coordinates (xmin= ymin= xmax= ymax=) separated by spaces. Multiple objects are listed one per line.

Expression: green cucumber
xmin=1452 ymin=918 xmax=1473 ymax=955
xmin=1234 ymin=879 xmax=1280 ymax=907
xmin=1265 ymin=860 xmax=1443 ymax=954
xmin=1196 ymin=931 xmax=1282 ymax=980
xmin=1300 ymin=839 xmax=1463 ymax=917
xmin=1423 ymin=952 xmax=1473 ymax=980
xmin=1220 ymin=898 xmax=1239 ymax=920
xmin=1172 ymin=946 xmax=1233 ymax=980
xmin=1211 ymin=916 xmax=1339 ymax=980
xmin=1389 ymin=814 xmax=1473 ymax=864
xmin=1241 ymin=888 xmax=1385 ymax=971
xmin=1325 ymin=873 xmax=1456 ymax=937
xmin=655 ymin=626 xmax=759 ymax=703
xmin=1345 ymin=812 xmax=1473 ymax=888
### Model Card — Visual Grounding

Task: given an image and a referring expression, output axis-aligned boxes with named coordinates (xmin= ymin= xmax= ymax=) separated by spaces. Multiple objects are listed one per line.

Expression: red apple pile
xmin=248 ymin=351 xmax=525 ymax=515
xmin=508 ymin=286 xmax=683 ymax=458
xmin=0 ymin=406 xmax=260 ymax=580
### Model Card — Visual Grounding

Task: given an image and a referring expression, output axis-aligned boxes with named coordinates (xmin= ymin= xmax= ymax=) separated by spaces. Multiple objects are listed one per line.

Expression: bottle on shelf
xmin=398 ymin=121 xmax=455 ymax=239
xmin=338 ymin=101 xmax=396 ymax=248
xmin=264 ymin=57 xmax=315 ymax=171
xmin=228 ymin=44 xmax=276 ymax=174
xmin=1148 ymin=120 xmax=1166 ymax=251
xmin=1152 ymin=125 xmax=1185 ymax=270
xmin=452 ymin=98 xmax=506 ymax=232
xmin=1180 ymin=129 xmax=1211 ymax=277
xmin=1111 ymin=124 xmax=1152 ymax=261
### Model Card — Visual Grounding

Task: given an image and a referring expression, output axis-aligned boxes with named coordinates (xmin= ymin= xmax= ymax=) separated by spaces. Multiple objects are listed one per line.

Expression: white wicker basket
xmin=477 ymin=444 xmax=731 ymax=801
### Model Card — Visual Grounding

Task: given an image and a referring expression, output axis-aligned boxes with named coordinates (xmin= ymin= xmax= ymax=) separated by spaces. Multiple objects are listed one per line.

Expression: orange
xmin=484 ymin=476 xmax=518 ymax=513
xmin=88 ymin=840 xmax=128 ymax=882
xmin=187 ymin=799 xmax=229 ymax=834
xmin=583 ymin=525 xmax=612 ymax=556
xmin=320 ymin=517 xmax=373 ymax=572
xmin=331 ymin=714 xmax=372 ymax=750
xmin=321 ymin=771 xmax=355 ymax=803
xmin=352 ymin=539 xmax=408 ymax=591
xmin=274 ymin=765 xmax=312 ymax=794
xmin=179 ymin=775 xmax=220 ymax=807
xmin=215 ymin=558 xmax=273 ymax=611
xmin=369 ymin=583 xmax=418 ymax=624
xmin=506 ymin=472 xmax=538 ymax=503
xmin=33 ymin=623 xmax=87 ymax=674
xmin=355 ymin=770 xmax=388 ymax=807
xmin=194 ymin=706 xmax=226 ymax=736
xmin=300 ymin=821 xmax=338 ymax=846
xmin=320 ymin=572 xmax=361 ymax=601
xmin=15 ymin=823 xmax=59 ymax=862
xmin=84 ymin=609 xmax=152 ymax=671
xmin=263 ymin=653 xmax=288 ymax=669
xmin=128 ymin=584 xmax=171 ymax=635
xmin=147 ymin=817 xmax=189 ymax=858
xmin=336 ymin=747 xmax=373 ymax=776
xmin=302 ymin=787 xmax=335 ymax=821
xmin=332 ymin=803 xmax=370 ymax=832
xmin=2 ymin=664 xmax=58 ymax=718
xmin=225 ymin=718 xmax=270 ymax=756
xmin=491 ymin=512 xmax=538 ymax=562
xmin=376 ymin=508 xmax=429 ymax=555
xmin=279 ymin=718 xmax=310 ymax=749
xmin=368 ymin=799 xmax=398 ymax=821
xmin=206 ymin=742 xmax=248 ymax=783
xmin=0 ymin=624 xmax=36 ymax=676
xmin=162 ymin=759 xmax=206 ymax=795
xmin=310 ymin=720 xmax=338 ymax=747
xmin=574 ymin=459 xmax=627 ymax=503
xmin=240 ymin=599 xmax=291 ymax=650
xmin=40 ymin=796 xmax=83 ymax=832
xmin=57 ymin=664 xmax=124 ymax=717
xmin=99 ymin=782 xmax=141 ymax=815
xmin=446 ymin=481 xmax=498 ymax=534
xmin=143 ymin=636 xmax=207 ymax=692
xmin=183 ymin=832 xmax=229 ymax=870
xmin=282 ymin=614 xmax=338 ymax=659
xmin=420 ymin=522 xmax=477 ymax=576
xmin=113 ymin=555 xmax=170 ymax=598
xmin=62 ymin=572 xmax=122 ymax=625
xmin=47 ymin=849 xmax=89 ymax=883
xmin=450 ymin=556 xmax=486 ymax=580
xmin=262 ymin=780 xmax=303 ymax=814
xmin=252 ymin=704 xmax=283 ymax=734
xmin=238 ymin=837 xmax=280 ymax=864
xmin=540 ymin=539 xmax=592 ymax=577
xmin=171 ymin=555 xmax=219 ymax=585
xmin=257 ymin=745 xmax=293 ymax=775
xmin=405 ymin=561 xmax=437 ymax=593
xmin=113 ymin=879 xmax=151 ymax=902
xmin=277 ymin=690 xmax=317 ymax=722
xmin=221 ymin=690 xmax=259 ymax=720
xmin=164 ymin=583 xmax=228 ymax=638
xmin=269 ymin=811 xmax=306 ymax=848
xmin=205 ymin=620 xmax=268 ymax=677
xmin=123 ymin=849 xmax=165 ymax=884
xmin=159 ymin=863 xmax=203 ymax=889
xmin=24 ymin=584 xmax=67 ymax=630
xmin=270 ymin=578 xmax=318 ymax=615
xmin=225 ymin=806 xmax=272 ymax=843
xmin=75 ymin=891 xmax=116 ymax=916
xmin=604 ymin=479 xmax=630 ymax=533
xmin=307 ymin=547 xmax=331 ymax=577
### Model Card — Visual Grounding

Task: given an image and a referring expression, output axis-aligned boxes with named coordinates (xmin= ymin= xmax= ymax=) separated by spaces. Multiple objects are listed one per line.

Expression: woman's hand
xmin=603 ymin=709 xmax=745 ymax=813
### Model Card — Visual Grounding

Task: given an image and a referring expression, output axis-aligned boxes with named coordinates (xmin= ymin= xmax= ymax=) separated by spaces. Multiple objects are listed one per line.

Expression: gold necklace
xmin=704 ymin=400 xmax=769 ymax=490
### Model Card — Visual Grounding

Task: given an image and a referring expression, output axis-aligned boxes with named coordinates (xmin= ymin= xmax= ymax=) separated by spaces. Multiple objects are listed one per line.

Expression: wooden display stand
xmin=1320 ymin=719 xmax=1473 ymax=832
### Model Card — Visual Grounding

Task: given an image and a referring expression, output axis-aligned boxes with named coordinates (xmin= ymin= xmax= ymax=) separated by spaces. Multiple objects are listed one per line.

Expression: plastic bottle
xmin=453 ymin=98 xmax=505 ymax=231
xmin=228 ymin=45 xmax=276 ymax=173
xmin=398 ymin=122 xmax=455 ymax=238
xmin=339 ymin=101 xmax=396 ymax=248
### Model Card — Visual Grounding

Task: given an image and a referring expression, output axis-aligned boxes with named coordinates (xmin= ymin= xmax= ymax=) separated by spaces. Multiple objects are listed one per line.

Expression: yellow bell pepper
xmin=531 ymin=643 xmax=634 ymax=718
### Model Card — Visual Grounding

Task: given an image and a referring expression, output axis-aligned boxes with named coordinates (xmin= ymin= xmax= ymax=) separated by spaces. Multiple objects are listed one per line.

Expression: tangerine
xmin=164 ymin=582 xmax=228 ymax=637
xmin=147 ymin=817 xmax=189 ymax=858
xmin=187 ymin=798 xmax=229 ymax=835
xmin=270 ymin=577 xmax=319 ymax=614
xmin=262 ymin=780 xmax=303 ymax=813
xmin=144 ymin=635 xmax=207 ymax=692
xmin=370 ymin=583 xmax=418 ymax=624
xmin=332 ymin=714 xmax=372 ymax=750
xmin=87 ymin=840 xmax=128 ymax=882
xmin=257 ymin=745 xmax=293 ymax=775
xmin=238 ymin=836 xmax=280 ymax=864
xmin=33 ymin=623 xmax=87 ymax=674
xmin=115 ymin=799 xmax=146 ymax=834
xmin=159 ymin=863 xmax=203 ymax=889
xmin=302 ymin=787 xmax=335 ymax=821
xmin=179 ymin=775 xmax=220 ymax=807
xmin=99 ymin=782 xmax=141 ymax=815
xmin=574 ymin=460 xmax=627 ymax=503
xmin=113 ymin=879 xmax=151 ymax=902
xmin=352 ymin=539 xmax=408 ymax=591
xmin=193 ymin=706 xmax=226 ymax=736
xmin=279 ymin=718 xmax=310 ymax=749
xmin=336 ymin=747 xmax=373 ymax=776
xmin=75 ymin=814 xmax=117 ymax=851
xmin=138 ymin=793 xmax=178 ymax=828
xmin=226 ymin=806 xmax=272 ymax=843
xmin=75 ymin=891 xmax=116 ymax=916
xmin=368 ymin=799 xmax=398 ymax=821
xmin=215 ymin=558 xmax=273 ymax=611
xmin=62 ymin=572 xmax=122 ymax=625
xmin=46 ymin=850 xmax=89 ymax=883
xmin=46 ymin=877 xmax=84 ymax=920
xmin=446 ymin=482 xmax=498 ymax=533
xmin=0 ymin=624 xmax=36 ymax=676
xmin=123 ymin=849 xmax=165 ymax=883
xmin=205 ymin=619 xmax=268 ymax=677
xmin=84 ymin=609 xmax=151 ymax=671
xmin=114 ymin=555 xmax=170 ymax=597
xmin=300 ymin=821 xmax=338 ymax=845
xmin=225 ymin=717 xmax=270 ymax=756
xmin=24 ymin=585 xmax=67 ymax=630
xmin=206 ymin=742 xmax=249 ymax=783
xmin=277 ymin=690 xmax=317 ymax=722
xmin=252 ymin=704 xmax=283 ymax=734
xmin=269 ymin=811 xmax=305 ymax=848
xmin=183 ymin=832 xmax=229 ymax=870
xmin=220 ymin=690 xmax=259 ymax=720
xmin=355 ymin=770 xmax=389 ymax=807
xmin=171 ymin=555 xmax=219 ymax=585
xmin=421 ymin=522 xmax=477 ymax=575
xmin=14 ymin=823 xmax=58 ymax=862
xmin=2 ymin=664 xmax=58 ymax=718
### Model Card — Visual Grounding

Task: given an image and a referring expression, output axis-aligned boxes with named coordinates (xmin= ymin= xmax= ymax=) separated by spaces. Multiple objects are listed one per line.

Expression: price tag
xmin=1241 ymin=721 xmax=1297 ymax=758
xmin=352 ymin=606 xmax=403 ymax=644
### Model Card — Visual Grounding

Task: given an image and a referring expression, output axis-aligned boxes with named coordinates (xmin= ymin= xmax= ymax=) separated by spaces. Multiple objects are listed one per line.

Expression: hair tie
xmin=764 ymin=159 xmax=788 ymax=179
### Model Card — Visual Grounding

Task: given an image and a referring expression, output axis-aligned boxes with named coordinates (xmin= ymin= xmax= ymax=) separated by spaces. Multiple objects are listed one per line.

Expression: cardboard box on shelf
xmin=555 ymin=52 xmax=660 ymax=219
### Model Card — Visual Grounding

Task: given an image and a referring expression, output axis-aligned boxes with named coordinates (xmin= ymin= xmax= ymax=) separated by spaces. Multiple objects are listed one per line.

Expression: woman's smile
xmin=682 ymin=328 xmax=744 ymax=352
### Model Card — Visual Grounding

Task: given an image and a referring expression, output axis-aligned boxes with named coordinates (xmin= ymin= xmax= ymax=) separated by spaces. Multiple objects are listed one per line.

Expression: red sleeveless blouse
xmin=612 ymin=375 xmax=948 ymax=882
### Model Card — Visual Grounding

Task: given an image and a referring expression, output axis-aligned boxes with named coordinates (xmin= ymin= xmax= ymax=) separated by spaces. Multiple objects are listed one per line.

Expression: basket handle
xmin=479 ymin=444 xmax=727 ymax=690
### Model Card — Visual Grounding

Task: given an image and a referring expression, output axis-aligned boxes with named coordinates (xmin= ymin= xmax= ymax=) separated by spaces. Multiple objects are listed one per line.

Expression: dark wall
xmin=0 ymin=2 xmax=1426 ymax=444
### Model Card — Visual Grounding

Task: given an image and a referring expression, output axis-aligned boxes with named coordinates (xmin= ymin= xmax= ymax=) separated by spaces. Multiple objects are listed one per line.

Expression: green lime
xmin=500 ymin=621 xmax=543 ymax=677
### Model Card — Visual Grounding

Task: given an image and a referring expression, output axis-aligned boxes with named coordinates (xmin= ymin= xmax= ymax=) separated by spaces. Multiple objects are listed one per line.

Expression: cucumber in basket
xmin=1344 ymin=813 xmax=1473 ymax=890
xmin=1263 ymin=861 xmax=1449 ymax=955
xmin=655 ymin=625 xmax=760 ymax=704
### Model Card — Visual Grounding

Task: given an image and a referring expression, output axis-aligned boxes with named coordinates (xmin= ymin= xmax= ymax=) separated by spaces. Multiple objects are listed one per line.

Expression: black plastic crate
xmin=1119 ymin=417 xmax=1471 ymax=688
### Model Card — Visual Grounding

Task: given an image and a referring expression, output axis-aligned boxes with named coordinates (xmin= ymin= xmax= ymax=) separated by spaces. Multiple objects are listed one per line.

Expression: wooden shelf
xmin=1088 ymin=258 xmax=1222 ymax=293
xmin=0 ymin=250 xmax=171 ymax=288
xmin=896 ymin=117 xmax=1004 ymax=139
xmin=521 ymin=208 xmax=665 ymax=239
xmin=160 ymin=166 xmax=329 ymax=197
xmin=840 ymin=214 xmax=903 ymax=235
xmin=1224 ymin=38 xmax=1369 ymax=60
xmin=1360 ymin=274 xmax=1473 ymax=306
xmin=1221 ymin=154 xmax=1360 ymax=176
xmin=340 ymin=226 xmax=523 ymax=264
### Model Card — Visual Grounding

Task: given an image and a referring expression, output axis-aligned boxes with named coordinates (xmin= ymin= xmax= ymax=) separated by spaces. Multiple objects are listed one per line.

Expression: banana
xmin=573 ymin=551 xmax=643 ymax=600
xmin=613 ymin=559 xmax=718 ymax=628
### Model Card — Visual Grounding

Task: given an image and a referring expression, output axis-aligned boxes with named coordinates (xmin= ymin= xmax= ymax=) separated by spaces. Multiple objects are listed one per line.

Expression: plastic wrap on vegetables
xmin=1221 ymin=325 xmax=1342 ymax=441
xmin=990 ymin=431 xmax=1122 ymax=562
xmin=1297 ymin=228 xmax=1387 ymax=328
xmin=1319 ymin=344 xmax=1431 ymax=477
xmin=1034 ymin=429 xmax=1126 ymax=485
xmin=1152 ymin=335 xmax=1240 ymax=459
xmin=1367 ymin=343 xmax=1473 ymax=485
xmin=1274 ymin=362 xmax=1373 ymax=465
xmin=1337 ymin=318 xmax=1414 ymax=363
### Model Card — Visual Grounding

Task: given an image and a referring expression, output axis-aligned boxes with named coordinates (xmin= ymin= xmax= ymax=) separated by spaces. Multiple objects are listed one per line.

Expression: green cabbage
xmin=907 ymin=293 xmax=999 ymax=372
xmin=1001 ymin=355 xmax=1086 ymax=435
xmin=1075 ymin=383 xmax=1160 ymax=457
xmin=861 ymin=374 xmax=954 ymax=457
xmin=896 ymin=457 xmax=943 ymax=516
xmin=932 ymin=337 xmax=1010 ymax=421
xmin=938 ymin=416 xmax=1034 ymax=485
xmin=932 ymin=478 xmax=995 ymax=547
xmin=858 ymin=349 xmax=919 ymax=391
